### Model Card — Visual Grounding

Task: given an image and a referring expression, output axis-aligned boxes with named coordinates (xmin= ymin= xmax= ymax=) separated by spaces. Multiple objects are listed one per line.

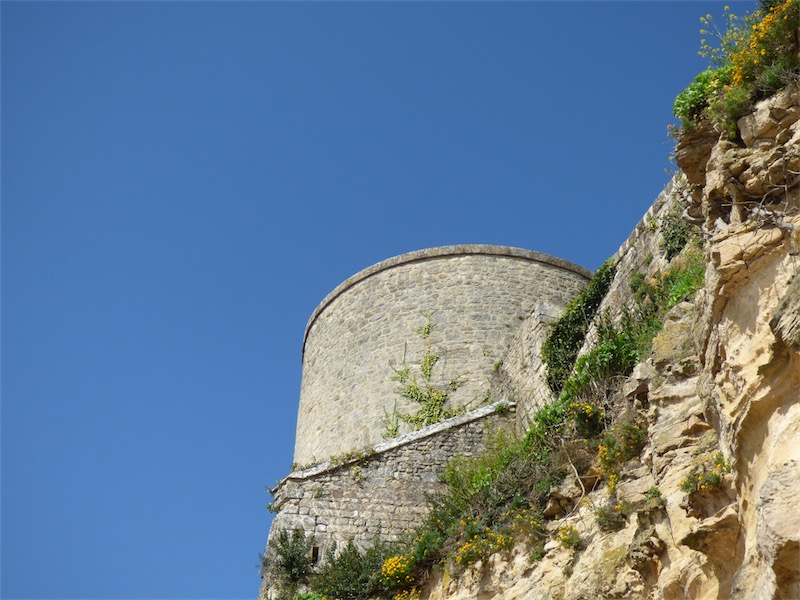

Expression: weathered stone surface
xmin=674 ymin=120 xmax=717 ymax=186
xmin=261 ymin=403 xmax=515 ymax=598
xmin=260 ymin=86 xmax=800 ymax=600
xmin=296 ymin=245 xmax=590 ymax=465
xmin=770 ymin=274 xmax=800 ymax=351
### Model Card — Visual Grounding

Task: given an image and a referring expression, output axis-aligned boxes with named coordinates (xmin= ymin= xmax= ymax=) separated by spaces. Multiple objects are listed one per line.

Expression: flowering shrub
xmin=381 ymin=554 xmax=415 ymax=589
xmin=508 ymin=508 xmax=545 ymax=545
xmin=566 ymin=401 xmax=605 ymax=437
xmin=590 ymin=499 xmax=633 ymax=531
xmin=454 ymin=531 xmax=513 ymax=568
xmin=556 ymin=524 xmax=583 ymax=549
xmin=393 ymin=590 xmax=421 ymax=600
xmin=680 ymin=452 xmax=732 ymax=494
xmin=597 ymin=420 xmax=646 ymax=495
xmin=675 ymin=0 xmax=800 ymax=135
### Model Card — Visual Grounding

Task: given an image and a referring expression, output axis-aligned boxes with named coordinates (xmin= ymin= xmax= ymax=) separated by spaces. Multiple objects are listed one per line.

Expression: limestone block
xmin=770 ymin=274 xmax=800 ymax=351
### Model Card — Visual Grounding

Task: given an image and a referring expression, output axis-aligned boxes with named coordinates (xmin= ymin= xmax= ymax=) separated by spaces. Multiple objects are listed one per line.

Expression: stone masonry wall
xmin=490 ymin=300 xmax=565 ymax=431
xmin=581 ymin=176 xmax=687 ymax=352
xmin=263 ymin=403 xmax=515 ymax=596
xmin=491 ymin=178 xmax=684 ymax=430
xmin=295 ymin=245 xmax=591 ymax=466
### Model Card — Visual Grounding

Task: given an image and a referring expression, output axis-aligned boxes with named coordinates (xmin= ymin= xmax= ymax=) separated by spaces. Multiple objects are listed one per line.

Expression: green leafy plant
xmin=660 ymin=202 xmax=692 ymax=261
xmin=529 ymin=545 xmax=546 ymax=562
xmin=558 ymin=317 xmax=641 ymax=405
xmin=267 ymin=528 xmax=317 ymax=596
xmin=542 ymin=260 xmax=617 ymax=393
xmin=674 ymin=1 xmax=800 ymax=137
xmin=680 ymin=452 xmax=732 ymax=494
xmin=643 ymin=486 xmax=667 ymax=511
xmin=385 ymin=315 xmax=465 ymax=436
xmin=590 ymin=499 xmax=633 ymax=531
xmin=313 ymin=539 xmax=397 ymax=600
xmin=673 ymin=67 xmax=732 ymax=127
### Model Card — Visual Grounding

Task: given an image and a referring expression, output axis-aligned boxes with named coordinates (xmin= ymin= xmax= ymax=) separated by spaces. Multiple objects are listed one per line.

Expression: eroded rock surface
xmin=423 ymin=87 xmax=800 ymax=600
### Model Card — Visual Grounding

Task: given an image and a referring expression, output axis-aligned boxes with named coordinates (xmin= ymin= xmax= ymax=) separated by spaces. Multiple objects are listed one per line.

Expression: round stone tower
xmin=293 ymin=245 xmax=591 ymax=466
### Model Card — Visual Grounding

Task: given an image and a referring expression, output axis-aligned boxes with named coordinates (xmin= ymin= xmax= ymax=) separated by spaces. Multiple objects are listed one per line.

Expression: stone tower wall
xmin=294 ymin=245 xmax=592 ymax=466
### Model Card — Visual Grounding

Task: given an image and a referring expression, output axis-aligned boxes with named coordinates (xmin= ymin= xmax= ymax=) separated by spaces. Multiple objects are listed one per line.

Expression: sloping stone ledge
xmin=272 ymin=400 xmax=514 ymax=493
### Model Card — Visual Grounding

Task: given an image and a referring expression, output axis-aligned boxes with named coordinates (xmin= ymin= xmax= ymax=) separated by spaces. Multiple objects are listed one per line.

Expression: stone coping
xmin=611 ymin=178 xmax=675 ymax=262
xmin=303 ymin=245 xmax=593 ymax=353
xmin=271 ymin=400 xmax=516 ymax=494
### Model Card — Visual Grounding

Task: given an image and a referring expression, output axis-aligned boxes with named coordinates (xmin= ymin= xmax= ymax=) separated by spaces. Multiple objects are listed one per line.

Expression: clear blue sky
xmin=2 ymin=1 xmax=744 ymax=598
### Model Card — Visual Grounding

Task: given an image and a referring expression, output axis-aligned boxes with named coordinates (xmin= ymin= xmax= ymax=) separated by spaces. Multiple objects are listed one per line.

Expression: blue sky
xmin=2 ymin=1 xmax=744 ymax=598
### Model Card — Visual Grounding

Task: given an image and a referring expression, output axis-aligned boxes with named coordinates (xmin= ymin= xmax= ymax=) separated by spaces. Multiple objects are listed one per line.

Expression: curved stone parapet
xmin=293 ymin=244 xmax=591 ymax=465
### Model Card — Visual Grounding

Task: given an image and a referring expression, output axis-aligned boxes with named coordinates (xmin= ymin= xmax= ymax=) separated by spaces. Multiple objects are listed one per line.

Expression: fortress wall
xmin=265 ymin=403 xmax=515 ymax=583
xmin=490 ymin=179 xmax=682 ymax=429
xmin=490 ymin=300 xmax=566 ymax=431
xmin=581 ymin=178 xmax=683 ymax=352
xmin=294 ymin=245 xmax=591 ymax=466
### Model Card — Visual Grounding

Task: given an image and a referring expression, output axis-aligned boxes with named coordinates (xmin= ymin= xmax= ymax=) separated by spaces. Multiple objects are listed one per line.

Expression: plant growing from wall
xmin=266 ymin=528 xmax=317 ymax=597
xmin=659 ymin=200 xmax=693 ymax=261
xmin=384 ymin=315 xmax=465 ymax=436
xmin=542 ymin=260 xmax=617 ymax=393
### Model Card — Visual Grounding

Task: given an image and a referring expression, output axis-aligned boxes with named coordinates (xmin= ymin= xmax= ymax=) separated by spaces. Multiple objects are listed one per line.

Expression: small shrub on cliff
xmin=674 ymin=0 xmax=800 ymax=136
xmin=566 ymin=400 xmax=606 ymax=438
xmin=643 ymin=486 xmax=667 ymax=511
xmin=590 ymin=498 xmax=633 ymax=531
xmin=680 ymin=452 xmax=732 ymax=495
xmin=556 ymin=524 xmax=583 ymax=550
xmin=597 ymin=419 xmax=647 ymax=495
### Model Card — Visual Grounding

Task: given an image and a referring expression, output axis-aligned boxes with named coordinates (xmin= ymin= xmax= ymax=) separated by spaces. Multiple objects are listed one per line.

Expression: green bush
xmin=591 ymin=499 xmax=633 ymax=531
xmin=559 ymin=318 xmax=641 ymax=404
xmin=313 ymin=539 xmax=396 ymax=600
xmin=680 ymin=452 xmax=732 ymax=495
xmin=268 ymin=529 xmax=316 ymax=594
xmin=675 ymin=1 xmax=800 ymax=137
xmin=659 ymin=204 xmax=692 ymax=261
xmin=673 ymin=67 xmax=731 ymax=127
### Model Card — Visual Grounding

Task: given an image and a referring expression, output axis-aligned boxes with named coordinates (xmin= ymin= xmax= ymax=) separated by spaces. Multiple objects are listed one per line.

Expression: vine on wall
xmin=383 ymin=314 xmax=465 ymax=438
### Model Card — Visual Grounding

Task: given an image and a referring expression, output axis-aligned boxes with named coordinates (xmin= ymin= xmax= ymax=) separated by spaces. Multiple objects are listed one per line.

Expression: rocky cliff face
xmin=421 ymin=86 xmax=800 ymax=600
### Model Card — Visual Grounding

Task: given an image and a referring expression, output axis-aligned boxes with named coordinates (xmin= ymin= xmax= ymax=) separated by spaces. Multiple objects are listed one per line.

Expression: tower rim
xmin=302 ymin=244 xmax=592 ymax=355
